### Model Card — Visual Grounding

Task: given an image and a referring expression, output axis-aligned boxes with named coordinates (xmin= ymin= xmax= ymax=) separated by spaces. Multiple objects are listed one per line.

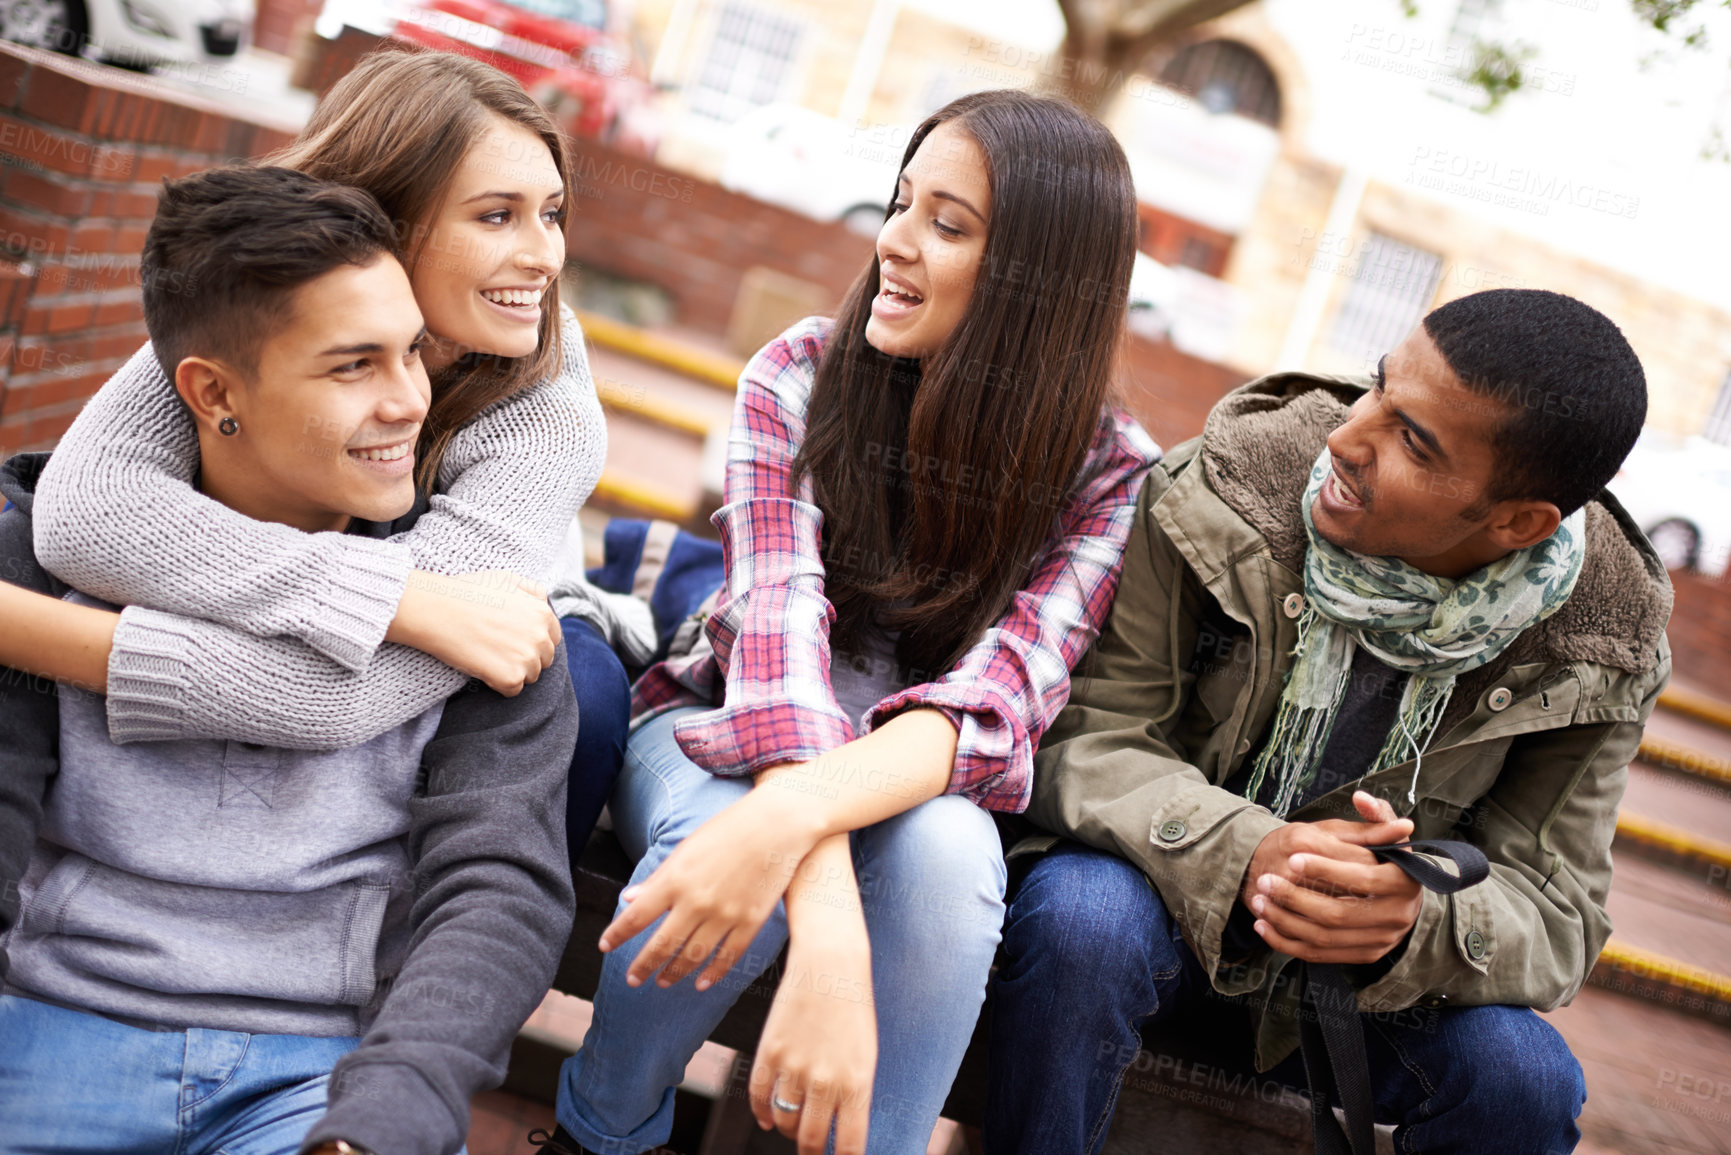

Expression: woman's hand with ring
xmin=746 ymin=837 xmax=876 ymax=1155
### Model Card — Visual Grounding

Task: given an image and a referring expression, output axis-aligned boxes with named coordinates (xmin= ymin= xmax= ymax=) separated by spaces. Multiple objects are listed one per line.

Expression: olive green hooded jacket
xmin=1024 ymin=372 xmax=1673 ymax=1070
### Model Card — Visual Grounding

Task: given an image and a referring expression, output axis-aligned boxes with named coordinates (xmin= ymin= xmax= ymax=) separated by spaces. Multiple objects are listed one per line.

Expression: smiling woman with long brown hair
xmin=541 ymin=90 xmax=1159 ymax=1155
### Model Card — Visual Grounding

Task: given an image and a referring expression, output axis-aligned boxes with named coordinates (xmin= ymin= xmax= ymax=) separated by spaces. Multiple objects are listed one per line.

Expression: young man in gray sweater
xmin=0 ymin=166 xmax=578 ymax=1155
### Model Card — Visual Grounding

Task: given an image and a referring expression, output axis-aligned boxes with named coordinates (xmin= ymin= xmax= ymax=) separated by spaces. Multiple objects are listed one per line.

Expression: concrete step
xmin=1546 ymin=985 xmax=1731 ymax=1154
xmin=1657 ymin=683 xmax=1731 ymax=734
xmin=576 ymin=308 xmax=744 ymax=393
xmin=577 ymin=327 xmax=729 ymax=526
xmin=590 ymin=344 xmax=736 ymax=436
xmin=592 ymin=417 xmax=705 ymax=524
xmin=1618 ymin=769 xmax=1731 ymax=874
xmin=1605 ymin=854 xmax=1731 ymax=977
xmin=1645 ymin=698 xmax=1731 ymax=778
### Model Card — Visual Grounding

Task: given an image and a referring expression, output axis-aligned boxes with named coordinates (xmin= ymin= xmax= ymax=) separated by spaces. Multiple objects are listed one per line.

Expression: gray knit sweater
xmin=32 ymin=305 xmax=607 ymax=749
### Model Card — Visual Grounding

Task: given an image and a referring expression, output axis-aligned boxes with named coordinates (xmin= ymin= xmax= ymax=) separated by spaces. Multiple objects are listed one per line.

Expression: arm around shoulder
xmin=35 ymin=341 xmax=572 ymax=746
xmin=103 ymin=608 xmax=471 ymax=749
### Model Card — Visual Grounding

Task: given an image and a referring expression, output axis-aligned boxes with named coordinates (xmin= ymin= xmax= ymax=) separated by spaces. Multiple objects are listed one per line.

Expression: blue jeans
xmin=0 ymin=994 xmax=366 ymax=1155
xmin=563 ymin=617 xmax=631 ymax=871
xmin=556 ymin=707 xmax=1008 ymax=1154
xmin=985 ymin=842 xmax=1586 ymax=1155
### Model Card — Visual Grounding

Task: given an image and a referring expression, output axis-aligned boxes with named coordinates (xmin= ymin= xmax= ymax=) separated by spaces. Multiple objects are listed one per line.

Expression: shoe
xmin=526 ymin=1126 xmax=594 ymax=1155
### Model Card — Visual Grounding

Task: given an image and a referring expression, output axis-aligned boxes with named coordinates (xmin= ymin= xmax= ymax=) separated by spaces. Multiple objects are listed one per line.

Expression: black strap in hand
xmin=1367 ymin=840 xmax=1490 ymax=892
xmin=1298 ymin=839 xmax=1490 ymax=1155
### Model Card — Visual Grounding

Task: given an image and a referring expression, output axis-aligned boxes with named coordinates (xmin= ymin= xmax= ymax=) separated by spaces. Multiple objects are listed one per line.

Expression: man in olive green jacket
xmin=985 ymin=289 xmax=1671 ymax=1155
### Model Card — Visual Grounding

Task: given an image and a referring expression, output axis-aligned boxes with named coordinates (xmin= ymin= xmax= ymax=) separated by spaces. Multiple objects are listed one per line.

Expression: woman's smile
xmin=479 ymin=283 xmax=549 ymax=325
xmin=871 ymin=269 xmax=926 ymax=321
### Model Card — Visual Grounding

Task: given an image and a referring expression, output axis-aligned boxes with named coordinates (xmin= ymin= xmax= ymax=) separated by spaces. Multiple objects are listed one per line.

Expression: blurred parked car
xmin=388 ymin=0 xmax=657 ymax=154
xmin=719 ymin=104 xmax=906 ymax=235
xmin=1 ymin=0 xmax=251 ymax=67
xmin=1608 ymin=430 xmax=1731 ymax=575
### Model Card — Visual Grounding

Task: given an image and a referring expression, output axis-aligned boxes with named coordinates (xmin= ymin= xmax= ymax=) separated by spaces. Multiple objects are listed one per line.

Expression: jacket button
xmin=1465 ymin=930 xmax=1487 ymax=959
xmin=1487 ymin=688 xmax=1513 ymax=712
xmin=1282 ymin=592 xmax=1305 ymax=619
xmin=1423 ymin=993 xmax=1450 ymax=1008
xmin=1158 ymin=819 xmax=1187 ymax=842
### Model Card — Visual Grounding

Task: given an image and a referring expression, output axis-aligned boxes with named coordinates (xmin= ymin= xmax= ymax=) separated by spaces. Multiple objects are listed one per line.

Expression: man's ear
xmin=1485 ymin=499 xmax=1563 ymax=552
xmin=173 ymin=356 xmax=244 ymax=433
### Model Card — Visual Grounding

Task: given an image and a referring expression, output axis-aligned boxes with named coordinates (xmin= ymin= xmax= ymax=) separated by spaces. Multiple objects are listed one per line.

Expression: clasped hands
xmin=1241 ymin=790 xmax=1425 ymax=965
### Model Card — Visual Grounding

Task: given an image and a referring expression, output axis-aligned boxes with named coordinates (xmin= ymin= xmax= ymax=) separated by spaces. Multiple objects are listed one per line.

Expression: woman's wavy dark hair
xmin=792 ymin=89 xmax=1138 ymax=676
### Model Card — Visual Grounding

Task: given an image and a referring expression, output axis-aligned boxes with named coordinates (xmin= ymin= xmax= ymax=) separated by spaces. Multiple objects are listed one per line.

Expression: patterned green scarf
xmin=1243 ymin=449 xmax=1586 ymax=817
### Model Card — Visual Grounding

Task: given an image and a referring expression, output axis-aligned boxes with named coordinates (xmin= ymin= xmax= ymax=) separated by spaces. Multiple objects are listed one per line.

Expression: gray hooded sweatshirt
xmin=0 ymin=451 xmax=579 ymax=1155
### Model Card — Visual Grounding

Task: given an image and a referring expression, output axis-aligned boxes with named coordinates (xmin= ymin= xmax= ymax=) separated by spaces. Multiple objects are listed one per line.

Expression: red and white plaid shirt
xmin=631 ymin=318 xmax=1159 ymax=812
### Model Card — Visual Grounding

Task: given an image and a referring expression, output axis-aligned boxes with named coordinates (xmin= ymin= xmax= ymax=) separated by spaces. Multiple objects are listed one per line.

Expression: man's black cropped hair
xmin=141 ymin=165 xmax=398 ymax=383
xmin=1423 ymin=288 xmax=1646 ymax=518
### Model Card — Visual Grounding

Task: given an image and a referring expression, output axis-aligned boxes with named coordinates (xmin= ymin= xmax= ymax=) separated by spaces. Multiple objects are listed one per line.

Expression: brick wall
xmin=1667 ymin=569 xmax=1731 ymax=690
xmin=0 ymin=42 xmax=294 ymax=452
xmin=1118 ymin=332 xmax=1247 ymax=450
xmin=563 ymin=136 xmax=875 ymax=335
xmin=254 ymin=0 xmax=324 ymax=57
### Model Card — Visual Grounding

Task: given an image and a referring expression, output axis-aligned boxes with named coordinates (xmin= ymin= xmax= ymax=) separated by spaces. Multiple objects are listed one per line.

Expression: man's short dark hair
xmin=1424 ymin=288 xmax=1646 ymax=518
xmin=142 ymin=165 xmax=398 ymax=382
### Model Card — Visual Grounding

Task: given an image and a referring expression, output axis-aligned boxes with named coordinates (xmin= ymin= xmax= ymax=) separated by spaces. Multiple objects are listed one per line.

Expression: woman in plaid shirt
xmin=546 ymin=91 xmax=1159 ymax=1155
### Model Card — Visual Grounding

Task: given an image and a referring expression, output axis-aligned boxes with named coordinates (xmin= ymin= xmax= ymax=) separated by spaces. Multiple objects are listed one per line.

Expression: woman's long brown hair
xmin=793 ymin=90 xmax=1137 ymax=677
xmin=269 ymin=50 xmax=576 ymax=492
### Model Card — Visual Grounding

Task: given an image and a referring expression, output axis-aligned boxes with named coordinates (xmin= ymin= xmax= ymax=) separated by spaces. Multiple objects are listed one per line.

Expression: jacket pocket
xmin=17 ymin=847 xmax=93 ymax=936
xmin=13 ymin=850 xmax=393 ymax=1007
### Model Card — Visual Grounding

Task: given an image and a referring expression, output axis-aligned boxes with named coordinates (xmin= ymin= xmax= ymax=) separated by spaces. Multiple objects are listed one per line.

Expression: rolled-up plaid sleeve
xmin=864 ymin=414 xmax=1159 ymax=812
xmin=653 ymin=318 xmax=857 ymax=775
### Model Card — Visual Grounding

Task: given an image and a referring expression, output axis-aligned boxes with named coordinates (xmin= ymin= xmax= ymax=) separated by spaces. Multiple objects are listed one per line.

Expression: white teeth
xmin=350 ymin=443 xmax=410 ymax=462
xmin=883 ymin=286 xmax=922 ymax=304
xmin=481 ymin=288 xmax=542 ymax=307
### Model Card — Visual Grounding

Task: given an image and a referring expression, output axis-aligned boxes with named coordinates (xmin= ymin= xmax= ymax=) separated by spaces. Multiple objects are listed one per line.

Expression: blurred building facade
xmin=620 ymin=0 xmax=1731 ymax=441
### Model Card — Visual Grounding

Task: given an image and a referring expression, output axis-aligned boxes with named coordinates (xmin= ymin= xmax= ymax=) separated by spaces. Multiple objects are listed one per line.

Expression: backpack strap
xmin=1300 ymin=839 xmax=1491 ymax=1155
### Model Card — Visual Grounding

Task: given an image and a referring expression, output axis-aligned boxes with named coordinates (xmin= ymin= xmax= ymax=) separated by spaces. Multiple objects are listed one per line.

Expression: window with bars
xmin=1328 ymin=232 xmax=1444 ymax=364
xmin=1157 ymin=39 xmax=1282 ymax=127
xmin=687 ymin=2 xmax=804 ymax=124
xmin=1704 ymin=370 xmax=1731 ymax=446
